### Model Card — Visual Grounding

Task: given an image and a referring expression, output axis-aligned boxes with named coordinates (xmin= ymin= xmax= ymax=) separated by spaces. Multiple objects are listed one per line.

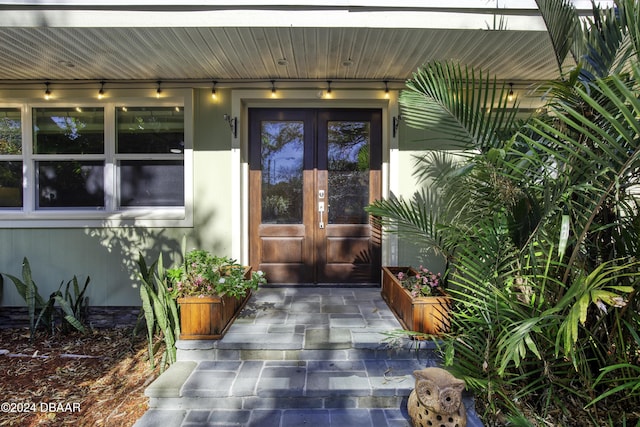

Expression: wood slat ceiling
xmin=0 ymin=26 xmax=561 ymax=83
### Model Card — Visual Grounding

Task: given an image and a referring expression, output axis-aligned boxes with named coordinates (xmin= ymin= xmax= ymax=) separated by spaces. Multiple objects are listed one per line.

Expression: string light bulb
xmin=44 ymin=82 xmax=51 ymax=100
xmin=508 ymin=83 xmax=514 ymax=102
xmin=156 ymin=81 xmax=162 ymax=98
xmin=211 ymin=81 xmax=217 ymax=99
xmin=98 ymin=81 xmax=105 ymax=99
xmin=270 ymin=80 xmax=276 ymax=98
xmin=384 ymin=81 xmax=390 ymax=99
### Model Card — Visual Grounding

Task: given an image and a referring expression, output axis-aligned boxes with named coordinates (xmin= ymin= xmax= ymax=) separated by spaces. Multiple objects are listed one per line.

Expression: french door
xmin=248 ymin=108 xmax=382 ymax=284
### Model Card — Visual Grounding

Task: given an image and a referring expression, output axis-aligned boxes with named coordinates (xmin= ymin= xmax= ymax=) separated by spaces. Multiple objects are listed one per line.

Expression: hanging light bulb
xmin=270 ymin=80 xmax=277 ymax=98
xmin=211 ymin=80 xmax=217 ymax=99
xmin=156 ymin=81 xmax=162 ymax=98
xmin=325 ymin=80 xmax=332 ymax=98
xmin=508 ymin=83 xmax=514 ymax=102
xmin=98 ymin=81 xmax=105 ymax=99
xmin=44 ymin=82 xmax=51 ymax=100
xmin=384 ymin=81 xmax=390 ymax=99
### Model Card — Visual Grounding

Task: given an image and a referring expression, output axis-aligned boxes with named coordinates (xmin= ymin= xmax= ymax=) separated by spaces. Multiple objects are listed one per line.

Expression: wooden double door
xmin=249 ymin=108 xmax=382 ymax=284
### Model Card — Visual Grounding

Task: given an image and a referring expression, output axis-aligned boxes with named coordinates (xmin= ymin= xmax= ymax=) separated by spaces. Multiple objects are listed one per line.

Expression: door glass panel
xmin=327 ymin=121 xmax=370 ymax=224
xmin=261 ymin=121 xmax=304 ymax=224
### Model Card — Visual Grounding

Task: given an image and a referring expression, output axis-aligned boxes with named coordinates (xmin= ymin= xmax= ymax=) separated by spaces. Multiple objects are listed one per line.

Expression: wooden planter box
xmin=177 ymin=267 xmax=252 ymax=340
xmin=381 ymin=266 xmax=452 ymax=335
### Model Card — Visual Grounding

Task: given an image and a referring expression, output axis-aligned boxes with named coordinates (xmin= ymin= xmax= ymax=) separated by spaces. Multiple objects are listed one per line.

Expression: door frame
xmin=247 ymin=107 xmax=382 ymax=284
xmin=229 ymin=89 xmax=400 ymax=273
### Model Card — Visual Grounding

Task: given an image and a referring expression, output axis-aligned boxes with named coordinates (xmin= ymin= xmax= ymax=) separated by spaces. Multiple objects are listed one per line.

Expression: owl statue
xmin=407 ymin=367 xmax=467 ymax=427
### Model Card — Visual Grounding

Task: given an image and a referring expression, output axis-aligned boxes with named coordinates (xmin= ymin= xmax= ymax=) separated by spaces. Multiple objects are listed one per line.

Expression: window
xmin=0 ymin=95 xmax=191 ymax=226
xmin=0 ymin=108 xmax=22 ymax=208
xmin=34 ymin=107 xmax=105 ymax=209
xmin=116 ymin=107 xmax=184 ymax=207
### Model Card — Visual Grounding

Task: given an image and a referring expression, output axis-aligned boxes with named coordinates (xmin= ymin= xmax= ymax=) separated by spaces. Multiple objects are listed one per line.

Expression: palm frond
xmin=399 ymin=61 xmax=520 ymax=151
xmin=366 ymin=189 xmax=453 ymax=259
xmin=535 ymin=0 xmax=581 ymax=73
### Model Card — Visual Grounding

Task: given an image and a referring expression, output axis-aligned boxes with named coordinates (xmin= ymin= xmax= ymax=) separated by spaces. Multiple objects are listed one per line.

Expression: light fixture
xmin=393 ymin=115 xmax=401 ymax=138
xmin=270 ymin=80 xmax=277 ymax=97
xmin=325 ymin=80 xmax=332 ymax=98
xmin=223 ymin=114 xmax=238 ymax=138
xmin=508 ymin=83 xmax=514 ymax=102
xmin=98 ymin=81 xmax=105 ymax=99
xmin=384 ymin=81 xmax=390 ymax=99
xmin=211 ymin=81 xmax=217 ymax=99
xmin=44 ymin=82 xmax=51 ymax=100
xmin=156 ymin=81 xmax=162 ymax=98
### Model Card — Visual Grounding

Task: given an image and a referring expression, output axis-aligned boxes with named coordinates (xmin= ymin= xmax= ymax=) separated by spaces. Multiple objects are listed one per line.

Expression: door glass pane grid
xmin=261 ymin=121 xmax=304 ymax=224
xmin=327 ymin=121 xmax=370 ymax=224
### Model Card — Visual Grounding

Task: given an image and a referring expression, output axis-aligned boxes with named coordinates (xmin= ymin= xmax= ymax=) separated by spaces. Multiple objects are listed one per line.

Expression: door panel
xmin=249 ymin=108 xmax=381 ymax=284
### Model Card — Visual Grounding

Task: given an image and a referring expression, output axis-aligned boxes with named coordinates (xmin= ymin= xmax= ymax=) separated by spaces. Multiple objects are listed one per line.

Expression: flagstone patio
xmin=133 ymin=287 xmax=482 ymax=427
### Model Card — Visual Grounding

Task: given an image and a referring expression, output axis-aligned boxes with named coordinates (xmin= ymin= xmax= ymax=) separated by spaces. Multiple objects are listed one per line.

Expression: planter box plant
xmin=168 ymin=251 xmax=266 ymax=340
xmin=381 ymin=266 xmax=451 ymax=335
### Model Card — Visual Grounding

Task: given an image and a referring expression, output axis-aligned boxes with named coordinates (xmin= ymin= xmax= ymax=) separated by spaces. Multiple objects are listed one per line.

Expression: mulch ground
xmin=0 ymin=328 xmax=161 ymax=427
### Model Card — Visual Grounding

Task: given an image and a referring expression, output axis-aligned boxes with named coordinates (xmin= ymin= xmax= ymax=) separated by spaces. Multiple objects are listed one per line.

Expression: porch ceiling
xmin=0 ymin=27 xmax=562 ymax=84
xmin=0 ymin=2 xmax=576 ymax=87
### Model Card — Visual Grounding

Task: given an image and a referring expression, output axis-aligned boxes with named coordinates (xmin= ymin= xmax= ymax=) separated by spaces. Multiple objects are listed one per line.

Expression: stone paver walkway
xmin=133 ymin=287 xmax=482 ymax=427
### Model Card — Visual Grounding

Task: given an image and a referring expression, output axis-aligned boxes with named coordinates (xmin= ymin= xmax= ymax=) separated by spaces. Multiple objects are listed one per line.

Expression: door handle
xmin=319 ymin=201 xmax=325 ymax=229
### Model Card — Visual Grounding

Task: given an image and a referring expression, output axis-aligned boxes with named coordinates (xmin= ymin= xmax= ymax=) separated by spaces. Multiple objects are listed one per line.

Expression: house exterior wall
xmin=394 ymin=123 xmax=465 ymax=272
xmin=0 ymin=84 xmax=438 ymax=307
xmin=0 ymin=87 xmax=236 ymax=306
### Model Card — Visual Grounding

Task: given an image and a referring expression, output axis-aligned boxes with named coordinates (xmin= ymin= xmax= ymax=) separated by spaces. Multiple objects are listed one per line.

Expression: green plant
xmin=395 ymin=266 xmax=445 ymax=297
xmin=1 ymin=257 xmax=91 ymax=339
xmin=367 ymin=0 xmax=640 ymax=423
xmin=53 ymin=275 xmax=90 ymax=334
xmin=3 ymin=257 xmax=56 ymax=340
xmin=137 ymin=252 xmax=180 ymax=371
xmin=167 ymin=249 xmax=266 ymax=299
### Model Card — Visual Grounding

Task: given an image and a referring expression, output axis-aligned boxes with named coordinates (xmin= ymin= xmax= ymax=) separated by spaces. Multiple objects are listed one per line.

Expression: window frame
xmin=0 ymin=92 xmax=193 ymax=227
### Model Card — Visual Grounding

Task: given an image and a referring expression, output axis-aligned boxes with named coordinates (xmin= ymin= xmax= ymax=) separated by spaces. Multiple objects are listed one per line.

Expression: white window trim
xmin=0 ymin=91 xmax=193 ymax=228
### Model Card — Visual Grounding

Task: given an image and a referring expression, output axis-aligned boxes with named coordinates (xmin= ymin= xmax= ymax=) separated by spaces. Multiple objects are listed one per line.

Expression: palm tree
xmin=367 ymin=0 xmax=640 ymax=424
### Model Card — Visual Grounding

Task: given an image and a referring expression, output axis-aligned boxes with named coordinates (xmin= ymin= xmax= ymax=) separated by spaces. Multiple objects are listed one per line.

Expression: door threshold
xmin=261 ymin=283 xmax=380 ymax=288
